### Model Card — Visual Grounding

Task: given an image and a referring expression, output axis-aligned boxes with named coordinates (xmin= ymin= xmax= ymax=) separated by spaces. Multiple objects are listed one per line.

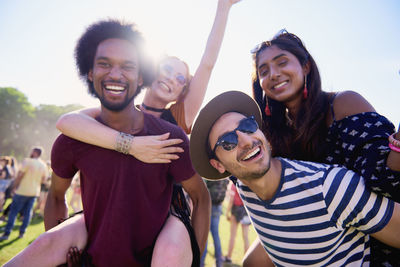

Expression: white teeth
xmin=108 ymin=90 xmax=123 ymax=95
xmin=159 ymin=82 xmax=171 ymax=93
xmin=105 ymin=85 xmax=124 ymax=91
xmin=274 ymin=81 xmax=287 ymax=89
xmin=243 ymin=147 xmax=260 ymax=161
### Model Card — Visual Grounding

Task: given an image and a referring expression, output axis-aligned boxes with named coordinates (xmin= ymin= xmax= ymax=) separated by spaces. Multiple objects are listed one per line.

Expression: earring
xmin=303 ymin=76 xmax=308 ymax=99
xmin=264 ymin=104 xmax=271 ymax=116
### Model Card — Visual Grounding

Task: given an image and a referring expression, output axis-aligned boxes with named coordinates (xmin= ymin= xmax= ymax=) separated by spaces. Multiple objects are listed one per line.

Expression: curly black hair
xmin=74 ymin=19 xmax=154 ymax=97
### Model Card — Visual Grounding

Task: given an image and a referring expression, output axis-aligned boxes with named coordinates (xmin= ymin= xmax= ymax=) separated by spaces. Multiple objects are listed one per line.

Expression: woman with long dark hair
xmin=245 ymin=29 xmax=400 ymax=267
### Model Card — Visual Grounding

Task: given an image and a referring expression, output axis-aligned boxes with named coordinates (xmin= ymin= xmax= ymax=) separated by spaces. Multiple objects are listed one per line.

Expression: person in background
xmin=0 ymin=147 xmax=48 ymax=240
xmin=33 ymin=161 xmax=52 ymax=218
xmin=69 ymin=172 xmax=82 ymax=214
xmin=0 ymin=157 xmax=12 ymax=211
xmin=200 ymin=178 xmax=229 ymax=267
xmin=223 ymin=182 xmax=250 ymax=264
xmin=0 ymin=156 xmax=18 ymax=221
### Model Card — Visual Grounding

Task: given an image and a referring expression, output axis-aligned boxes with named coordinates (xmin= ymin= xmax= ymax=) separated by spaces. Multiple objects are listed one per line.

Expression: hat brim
xmin=189 ymin=91 xmax=262 ymax=180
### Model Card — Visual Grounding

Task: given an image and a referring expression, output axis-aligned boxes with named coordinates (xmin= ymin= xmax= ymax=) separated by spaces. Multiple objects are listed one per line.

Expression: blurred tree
xmin=0 ymin=87 xmax=35 ymax=157
xmin=32 ymin=104 xmax=83 ymax=160
xmin=0 ymin=87 xmax=83 ymax=160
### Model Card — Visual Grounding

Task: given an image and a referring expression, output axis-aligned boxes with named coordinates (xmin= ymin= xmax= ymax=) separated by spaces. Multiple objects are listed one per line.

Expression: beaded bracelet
xmin=115 ymin=132 xmax=134 ymax=154
xmin=389 ymin=143 xmax=400 ymax=153
xmin=388 ymin=133 xmax=400 ymax=148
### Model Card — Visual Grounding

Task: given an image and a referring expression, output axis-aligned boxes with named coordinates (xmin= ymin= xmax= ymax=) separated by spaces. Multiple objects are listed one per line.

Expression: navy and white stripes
xmin=236 ymin=158 xmax=393 ymax=266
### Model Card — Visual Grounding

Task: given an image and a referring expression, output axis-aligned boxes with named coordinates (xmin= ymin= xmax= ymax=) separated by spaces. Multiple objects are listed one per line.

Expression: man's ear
xmin=209 ymin=159 xmax=226 ymax=174
xmin=88 ymin=70 xmax=93 ymax=82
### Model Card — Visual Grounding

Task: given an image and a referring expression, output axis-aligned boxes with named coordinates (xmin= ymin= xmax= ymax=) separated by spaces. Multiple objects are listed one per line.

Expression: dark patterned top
xmin=324 ymin=110 xmax=400 ymax=267
xmin=325 ymin=112 xmax=400 ymax=202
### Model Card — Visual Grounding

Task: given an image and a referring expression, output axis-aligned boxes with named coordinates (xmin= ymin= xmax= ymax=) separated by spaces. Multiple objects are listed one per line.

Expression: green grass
xmin=0 ymin=198 xmax=47 ymax=265
xmin=0 ymin=197 xmax=257 ymax=266
xmin=203 ymin=204 xmax=257 ymax=267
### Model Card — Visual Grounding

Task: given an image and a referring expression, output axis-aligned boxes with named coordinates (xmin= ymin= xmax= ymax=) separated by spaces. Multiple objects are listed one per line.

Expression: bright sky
xmin=0 ymin=0 xmax=399 ymax=127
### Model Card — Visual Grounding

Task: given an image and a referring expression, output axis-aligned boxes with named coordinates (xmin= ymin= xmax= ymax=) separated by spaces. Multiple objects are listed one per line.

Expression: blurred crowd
xmin=0 ymin=153 xmax=82 ymax=238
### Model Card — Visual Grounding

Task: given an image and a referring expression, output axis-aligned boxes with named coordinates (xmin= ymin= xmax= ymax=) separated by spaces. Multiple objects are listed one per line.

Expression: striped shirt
xmin=236 ymin=158 xmax=394 ymax=266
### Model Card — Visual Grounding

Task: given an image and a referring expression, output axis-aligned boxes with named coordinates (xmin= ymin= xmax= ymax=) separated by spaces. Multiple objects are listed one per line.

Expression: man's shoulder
xmin=280 ymin=157 xmax=358 ymax=180
xmin=21 ymin=158 xmax=46 ymax=171
xmin=51 ymin=134 xmax=92 ymax=165
xmin=280 ymin=157 xmax=333 ymax=173
xmin=53 ymin=134 xmax=90 ymax=150
xmin=54 ymin=133 xmax=79 ymax=143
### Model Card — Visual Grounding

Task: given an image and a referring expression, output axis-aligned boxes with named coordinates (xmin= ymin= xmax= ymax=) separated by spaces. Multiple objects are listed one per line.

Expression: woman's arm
xmin=56 ymin=108 xmax=184 ymax=163
xmin=183 ymin=0 xmax=242 ymax=128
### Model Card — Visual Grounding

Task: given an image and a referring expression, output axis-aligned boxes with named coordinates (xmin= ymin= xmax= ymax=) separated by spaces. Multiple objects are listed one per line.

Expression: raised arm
xmin=183 ymin=0 xmax=242 ymax=128
xmin=56 ymin=108 xmax=184 ymax=163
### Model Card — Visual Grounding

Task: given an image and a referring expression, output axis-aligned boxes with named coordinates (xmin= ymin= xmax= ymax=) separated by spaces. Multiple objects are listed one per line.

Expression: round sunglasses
xmin=211 ymin=116 xmax=259 ymax=157
xmin=160 ymin=64 xmax=186 ymax=86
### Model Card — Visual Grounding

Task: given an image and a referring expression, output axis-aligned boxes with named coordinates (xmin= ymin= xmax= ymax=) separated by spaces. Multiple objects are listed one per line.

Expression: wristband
xmin=115 ymin=132 xmax=134 ymax=154
xmin=388 ymin=133 xmax=400 ymax=148
xmin=389 ymin=143 xmax=400 ymax=153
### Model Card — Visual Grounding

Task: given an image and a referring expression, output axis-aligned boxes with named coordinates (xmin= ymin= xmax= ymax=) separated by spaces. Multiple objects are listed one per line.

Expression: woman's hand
xmin=130 ymin=133 xmax=184 ymax=163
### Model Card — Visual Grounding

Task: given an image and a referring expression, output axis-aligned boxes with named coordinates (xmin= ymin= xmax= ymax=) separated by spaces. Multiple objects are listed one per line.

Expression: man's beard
xmin=94 ymin=90 xmax=136 ymax=112
xmin=225 ymin=140 xmax=272 ymax=181
xmin=233 ymin=157 xmax=271 ymax=181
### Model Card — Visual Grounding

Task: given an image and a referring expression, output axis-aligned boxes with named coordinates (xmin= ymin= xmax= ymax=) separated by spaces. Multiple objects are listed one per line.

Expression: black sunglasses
xmin=250 ymin=29 xmax=304 ymax=54
xmin=211 ymin=116 xmax=259 ymax=157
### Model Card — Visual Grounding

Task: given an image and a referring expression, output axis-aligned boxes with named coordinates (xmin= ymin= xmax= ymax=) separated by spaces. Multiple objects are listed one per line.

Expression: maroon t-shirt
xmin=51 ymin=113 xmax=196 ymax=266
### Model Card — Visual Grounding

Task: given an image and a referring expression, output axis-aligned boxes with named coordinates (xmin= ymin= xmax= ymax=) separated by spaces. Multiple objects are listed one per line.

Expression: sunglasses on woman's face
xmin=211 ymin=116 xmax=259 ymax=157
xmin=160 ymin=64 xmax=186 ymax=86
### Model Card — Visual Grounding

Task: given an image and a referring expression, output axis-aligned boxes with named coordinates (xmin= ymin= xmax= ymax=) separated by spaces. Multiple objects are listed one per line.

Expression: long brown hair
xmin=251 ymin=31 xmax=330 ymax=161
